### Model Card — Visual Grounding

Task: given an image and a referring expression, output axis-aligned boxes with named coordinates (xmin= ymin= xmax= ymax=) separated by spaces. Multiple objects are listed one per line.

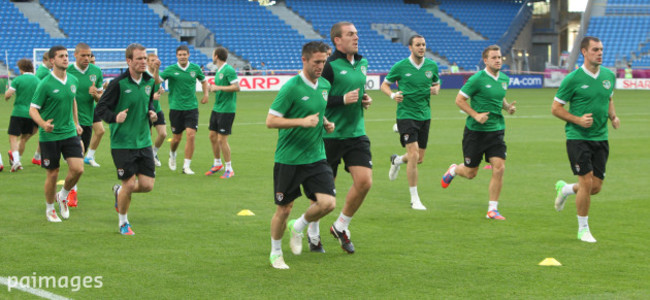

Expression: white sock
xmin=225 ymin=161 xmax=232 ymax=172
xmin=214 ymin=158 xmax=222 ymax=166
xmin=119 ymin=213 xmax=129 ymax=226
xmin=308 ymin=221 xmax=320 ymax=239
xmin=59 ymin=188 xmax=70 ymax=200
xmin=577 ymin=215 xmax=589 ymax=231
xmin=271 ymin=238 xmax=283 ymax=256
xmin=183 ymin=159 xmax=191 ymax=168
xmin=450 ymin=165 xmax=457 ymax=176
xmin=46 ymin=202 xmax=54 ymax=211
xmin=394 ymin=155 xmax=404 ymax=166
xmin=153 ymin=146 xmax=159 ymax=156
xmin=333 ymin=212 xmax=352 ymax=231
xmin=73 ymin=185 xmax=78 ymax=192
xmin=293 ymin=215 xmax=308 ymax=233
xmin=170 ymin=151 xmax=177 ymax=159
xmin=34 ymin=151 xmax=41 ymax=160
xmin=409 ymin=186 xmax=419 ymax=202
xmin=12 ymin=150 xmax=20 ymax=163
xmin=86 ymin=149 xmax=96 ymax=159
xmin=563 ymin=183 xmax=576 ymax=196
xmin=0 ymin=153 xmax=3 ymax=165
xmin=488 ymin=201 xmax=498 ymax=211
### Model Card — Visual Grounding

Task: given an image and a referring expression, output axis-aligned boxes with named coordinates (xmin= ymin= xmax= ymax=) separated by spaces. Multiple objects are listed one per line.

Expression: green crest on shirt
xmin=425 ymin=70 xmax=433 ymax=79
xmin=89 ymin=74 xmax=97 ymax=83
xmin=602 ymin=80 xmax=611 ymax=89
xmin=360 ymin=65 xmax=367 ymax=76
xmin=71 ymin=85 xmax=77 ymax=93
xmin=219 ymin=73 xmax=224 ymax=80
xmin=502 ymin=82 xmax=508 ymax=90
xmin=190 ymin=71 xmax=196 ymax=78
xmin=322 ymin=90 xmax=328 ymax=101
xmin=145 ymin=85 xmax=152 ymax=96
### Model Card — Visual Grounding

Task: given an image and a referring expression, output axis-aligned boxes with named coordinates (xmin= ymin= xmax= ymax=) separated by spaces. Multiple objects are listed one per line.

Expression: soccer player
xmin=35 ymin=52 xmax=52 ymax=80
xmin=4 ymin=59 xmax=41 ymax=172
xmin=159 ymin=45 xmax=208 ymax=174
xmin=29 ymin=45 xmax=84 ymax=222
xmin=96 ymin=43 xmax=160 ymax=236
xmin=382 ymin=35 xmax=440 ymax=210
xmin=440 ymin=45 xmax=516 ymax=220
xmin=205 ymin=47 xmax=239 ymax=178
xmin=146 ymin=53 xmax=167 ymax=167
xmin=318 ymin=21 xmax=373 ymax=254
xmin=266 ymin=41 xmax=336 ymax=269
xmin=66 ymin=43 xmax=105 ymax=169
xmin=551 ymin=37 xmax=619 ymax=243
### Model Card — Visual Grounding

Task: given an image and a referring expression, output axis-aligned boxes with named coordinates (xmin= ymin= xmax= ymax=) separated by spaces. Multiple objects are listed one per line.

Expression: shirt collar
xmin=409 ymin=56 xmax=424 ymax=70
xmin=299 ymin=72 xmax=318 ymax=90
xmin=74 ymin=63 xmax=88 ymax=74
xmin=484 ymin=68 xmax=500 ymax=81
xmin=217 ymin=62 xmax=228 ymax=73
xmin=581 ymin=64 xmax=600 ymax=79
xmin=177 ymin=62 xmax=190 ymax=71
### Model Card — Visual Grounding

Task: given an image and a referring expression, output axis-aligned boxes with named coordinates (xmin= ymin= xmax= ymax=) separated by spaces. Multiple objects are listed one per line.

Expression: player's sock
xmin=563 ymin=183 xmax=576 ymax=196
xmin=34 ymin=151 xmax=41 ymax=160
xmin=577 ymin=215 xmax=589 ymax=231
xmin=152 ymin=146 xmax=159 ymax=156
xmin=73 ymin=185 xmax=78 ymax=192
xmin=119 ymin=213 xmax=128 ymax=227
xmin=293 ymin=215 xmax=308 ymax=233
xmin=308 ymin=221 xmax=320 ymax=238
xmin=450 ymin=165 xmax=457 ymax=176
xmin=183 ymin=159 xmax=191 ymax=169
xmin=12 ymin=151 xmax=20 ymax=163
xmin=271 ymin=238 xmax=283 ymax=256
xmin=214 ymin=158 xmax=222 ymax=166
xmin=409 ymin=186 xmax=419 ymax=200
xmin=488 ymin=201 xmax=498 ymax=212
xmin=333 ymin=212 xmax=352 ymax=231
xmin=170 ymin=151 xmax=177 ymax=158
xmin=86 ymin=149 xmax=96 ymax=159
xmin=0 ymin=153 xmax=3 ymax=165
xmin=59 ymin=188 xmax=70 ymax=200
xmin=394 ymin=155 xmax=404 ymax=166
xmin=225 ymin=161 xmax=232 ymax=172
xmin=46 ymin=202 xmax=55 ymax=211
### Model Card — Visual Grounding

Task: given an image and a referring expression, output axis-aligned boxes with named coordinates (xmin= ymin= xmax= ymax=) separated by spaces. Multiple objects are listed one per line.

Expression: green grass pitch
xmin=1 ymin=88 xmax=648 ymax=298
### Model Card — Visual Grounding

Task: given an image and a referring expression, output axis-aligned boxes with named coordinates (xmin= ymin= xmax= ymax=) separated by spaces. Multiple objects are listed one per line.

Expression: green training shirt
xmin=160 ymin=62 xmax=205 ymax=111
xmin=554 ymin=65 xmax=615 ymax=141
xmin=269 ymin=73 xmax=331 ymax=165
xmin=459 ymin=69 xmax=510 ymax=132
xmin=322 ymin=49 xmax=368 ymax=139
xmin=96 ymin=70 xmax=158 ymax=149
xmin=31 ymin=73 xmax=79 ymax=142
xmin=9 ymin=73 xmax=40 ymax=118
xmin=384 ymin=57 xmax=440 ymax=121
xmin=67 ymin=63 xmax=104 ymax=126
xmin=146 ymin=70 xmax=164 ymax=113
xmin=212 ymin=63 xmax=239 ymax=113
xmin=35 ymin=65 xmax=51 ymax=80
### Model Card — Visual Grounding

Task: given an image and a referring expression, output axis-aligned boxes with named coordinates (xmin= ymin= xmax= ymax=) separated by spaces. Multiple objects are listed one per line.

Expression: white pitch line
xmin=0 ymin=277 xmax=71 ymax=300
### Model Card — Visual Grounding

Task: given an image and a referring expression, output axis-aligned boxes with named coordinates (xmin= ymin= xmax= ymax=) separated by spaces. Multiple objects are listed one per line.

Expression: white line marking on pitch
xmin=0 ymin=277 xmax=70 ymax=300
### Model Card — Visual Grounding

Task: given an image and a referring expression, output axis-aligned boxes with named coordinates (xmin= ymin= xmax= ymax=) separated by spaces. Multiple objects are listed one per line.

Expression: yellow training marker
xmin=56 ymin=180 xmax=65 ymax=185
xmin=538 ymin=258 xmax=562 ymax=266
xmin=167 ymin=138 xmax=172 ymax=142
xmin=237 ymin=209 xmax=255 ymax=216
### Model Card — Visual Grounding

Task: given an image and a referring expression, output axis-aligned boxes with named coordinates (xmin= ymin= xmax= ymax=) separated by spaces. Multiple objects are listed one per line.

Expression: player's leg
xmin=152 ymin=111 xmax=166 ymax=167
xmin=45 ymin=168 xmax=62 ymax=221
xmin=31 ymin=124 xmax=41 ymax=165
xmin=218 ymin=133 xmax=233 ymax=178
xmin=485 ymin=156 xmax=506 ymax=220
xmin=181 ymin=109 xmax=199 ymax=174
xmin=206 ymin=111 xmax=223 ymax=175
xmin=7 ymin=117 xmax=23 ymax=171
xmin=575 ymin=172 xmax=595 ymax=242
xmin=168 ymin=109 xmax=183 ymax=171
xmin=270 ymin=202 xmax=292 ymax=269
xmin=117 ymin=174 xmax=136 ymax=235
xmin=442 ymin=128 xmax=481 ymax=187
xmin=270 ymin=162 xmax=301 ymax=269
xmin=84 ymin=120 xmax=104 ymax=167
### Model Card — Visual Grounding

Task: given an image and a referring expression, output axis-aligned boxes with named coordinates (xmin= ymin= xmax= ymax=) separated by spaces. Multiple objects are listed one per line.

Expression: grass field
xmin=1 ymin=88 xmax=649 ymax=299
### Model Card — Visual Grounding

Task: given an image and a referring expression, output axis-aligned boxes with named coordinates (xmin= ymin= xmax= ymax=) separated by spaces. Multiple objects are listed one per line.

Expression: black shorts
xmin=209 ymin=111 xmax=235 ymax=135
xmin=169 ymin=109 xmax=199 ymax=134
xmin=111 ymin=147 xmax=156 ymax=180
xmin=273 ymin=160 xmax=336 ymax=205
xmin=324 ymin=135 xmax=373 ymax=178
xmin=566 ymin=140 xmax=609 ymax=180
xmin=396 ymin=119 xmax=431 ymax=149
xmin=462 ymin=127 xmax=506 ymax=168
xmin=152 ymin=110 xmax=166 ymax=126
xmin=40 ymin=136 xmax=84 ymax=170
xmin=8 ymin=116 xmax=37 ymax=136
xmin=80 ymin=125 xmax=92 ymax=152
xmin=93 ymin=109 xmax=102 ymax=123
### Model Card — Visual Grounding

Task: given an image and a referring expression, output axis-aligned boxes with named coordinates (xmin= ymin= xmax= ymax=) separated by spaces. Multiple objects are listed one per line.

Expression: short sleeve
xmin=460 ymin=73 xmax=478 ymax=98
xmin=269 ymin=85 xmax=293 ymax=117
xmin=554 ymin=75 xmax=574 ymax=104
xmin=196 ymin=65 xmax=206 ymax=81
xmin=384 ymin=63 xmax=400 ymax=84
xmin=31 ymin=81 xmax=47 ymax=109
